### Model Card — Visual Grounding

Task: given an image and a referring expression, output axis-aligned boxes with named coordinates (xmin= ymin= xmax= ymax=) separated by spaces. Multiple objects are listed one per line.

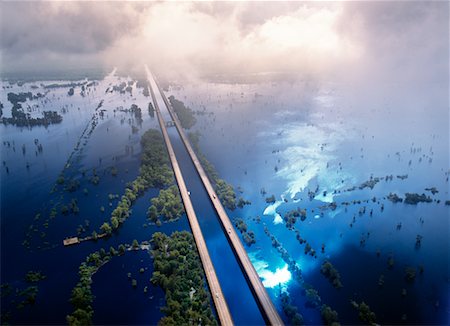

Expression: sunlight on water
xmin=263 ymin=199 xmax=284 ymax=224
xmin=261 ymin=264 xmax=292 ymax=288
xmin=271 ymin=116 xmax=356 ymax=203
xmin=250 ymin=253 xmax=292 ymax=288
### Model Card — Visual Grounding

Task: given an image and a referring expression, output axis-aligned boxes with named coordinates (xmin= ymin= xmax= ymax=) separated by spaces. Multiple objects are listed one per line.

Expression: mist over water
xmin=1 ymin=1 xmax=448 ymax=325
xmin=165 ymin=69 xmax=448 ymax=323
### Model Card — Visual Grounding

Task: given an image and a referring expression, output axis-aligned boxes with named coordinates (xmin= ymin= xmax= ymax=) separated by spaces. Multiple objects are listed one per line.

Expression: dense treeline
xmin=404 ymin=193 xmax=432 ymax=204
xmin=168 ymin=95 xmax=196 ymax=129
xmin=67 ymin=244 xmax=129 ymax=325
xmin=7 ymin=92 xmax=33 ymax=103
xmin=7 ymin=92 xmax=47 ymax=105
xmin=68 ymin=232 xmax=217 ymax=325
xmin=234 ymin=218 xmax=256 ymax=246
xmin=4 ymin=91 xmax=62 ymax=126
xmin=321 ymin=261 xmax=343 ymax=288
xmin=147 ymin=185 xmax=185 ymax=225
xmin=110 ymin=81 xmax=133 ymax=94
xmin=151 ymin=232 xmax=217 ymax=325
xmin=7 ymin=91 xmax=46 ymax=105
xmin=280 ymin=292 xmax=303 ymax=325
xmin=99 ymin=129 xmax=174 ymax=236
xmin=284 ymin=208 xmax=307 ymax=229
xmin=350 ymin=300 xmax=376 ymax=325
xmin=215 ymin=179 xmax=237 ymax=210
xmin=2 ymin=102 xmax=62 ymax=127
xmin=67 ymin=251 xmax=111 ymax=325
xmin=188 ymin=132 xmax=238 ymax=210
xmin=320 ymin=304 xmax=340 ymax=325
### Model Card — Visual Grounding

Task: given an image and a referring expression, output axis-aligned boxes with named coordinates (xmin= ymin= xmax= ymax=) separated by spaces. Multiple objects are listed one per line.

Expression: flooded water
xmin=1 ymin=68 xmax=448 ymax=325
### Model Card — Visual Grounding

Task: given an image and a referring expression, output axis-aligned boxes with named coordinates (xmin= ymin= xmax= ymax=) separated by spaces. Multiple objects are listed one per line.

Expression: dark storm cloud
xmin=0 ymin=1 xmax=147 ymax=74
xmin=0 ymin=2 xmax=143 ymax=54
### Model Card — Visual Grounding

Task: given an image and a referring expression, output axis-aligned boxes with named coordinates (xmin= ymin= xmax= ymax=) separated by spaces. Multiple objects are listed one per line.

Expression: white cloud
xmin=0 ymin=1 xmax=447 ymax=84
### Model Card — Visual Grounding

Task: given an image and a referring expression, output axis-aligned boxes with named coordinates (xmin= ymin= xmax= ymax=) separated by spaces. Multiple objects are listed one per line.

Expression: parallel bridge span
xmin=151 ymin=69 xmax=284 ymax=326
xmin=146 ymin=67 xmax=234 ymax=326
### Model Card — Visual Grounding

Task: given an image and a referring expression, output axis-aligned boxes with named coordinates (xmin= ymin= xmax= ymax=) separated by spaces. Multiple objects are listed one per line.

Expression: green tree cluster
xmin=67 ymin=260 xmax=101 ymax=325
xmin=25 ymin=271 xmax=46 ymax=283
xmin=350 ymin=300 xmax=376 ymax=325
xmin=2 ymin=94 xmax=62 ymax=127
xmin=234 ymin=218 xmax=256 ymax=246
xmin=98 ymin=129 xmax=173 ymax=236
xmin=237 ymin=197 xmax=251 ymax=208
xmin=280 ymin=292 xmax=303 ymax=325
xmin=216 ymin=179 xmax=237 ymax=210
xmin=304 ymin=287 xmax=321 ymax=308
xmin=147 ymin=185 xmax=184 ymax=224
xmin=283 ymin=208 xmax=307 ymax=229
xmin=320 ymin=305 xmax=340 ymax=326
xmin=168 ymin=95 xmax=197 ymax=129
xmin=321 ymin=261 xmax=343 ymax=288
xmin=404 ymin=193 xmax=432 ymax=205
xmin=151 ymin=232 xmax=217 ymax=325
xmin=16 ymin=109 xmax=61 ymax=127
xmin=16 ymin=286 xmax=39 ymax=308
xmin=64 ymin=177 xmax=80 ymax=192
xmin=67 ymin=245 xmax=128 ymax=325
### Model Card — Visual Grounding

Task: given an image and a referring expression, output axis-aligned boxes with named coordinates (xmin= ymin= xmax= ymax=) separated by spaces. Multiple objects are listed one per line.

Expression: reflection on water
xmin=1 ymin=68 xmax=448 ymax=325
xmin=167 ymin=77 xmax=448 ymax=324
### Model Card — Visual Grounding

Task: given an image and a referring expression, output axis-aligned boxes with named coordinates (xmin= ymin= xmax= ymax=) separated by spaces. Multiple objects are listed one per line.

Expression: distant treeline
xmin=168 ymin=95 xmax=196 ymax=129
xmin=2 ymin=92 xmax=63 ymax=127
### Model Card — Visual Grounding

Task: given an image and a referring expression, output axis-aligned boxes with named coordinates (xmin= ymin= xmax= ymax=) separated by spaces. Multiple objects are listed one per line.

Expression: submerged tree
xmin=350 ymin=300 xmax=376 ymax=325
xmin=320 ymin=304 xmax=340 ymax=326
xmin=321 ymin=261 xmax=343 ymax=288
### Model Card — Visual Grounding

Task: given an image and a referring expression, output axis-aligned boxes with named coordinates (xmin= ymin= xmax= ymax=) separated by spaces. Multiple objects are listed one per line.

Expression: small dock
xmin=63 ymin=233 xmax=107 ymax=246
xmin=63 ymin=237 xmax=80 ymax=246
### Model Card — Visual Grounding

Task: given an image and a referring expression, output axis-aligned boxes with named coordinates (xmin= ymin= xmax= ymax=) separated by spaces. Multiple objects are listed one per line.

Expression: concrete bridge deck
xmin=146 ymin=67 xmax=233 ymax=326
xmin=152 ymin=72 xmax=283 ymax=326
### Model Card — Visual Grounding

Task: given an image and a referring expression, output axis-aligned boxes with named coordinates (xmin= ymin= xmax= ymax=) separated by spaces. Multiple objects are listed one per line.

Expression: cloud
xmin=0 ymin=2 xmax=144 ymax=73
xmin=336 ymin=1 xmax=449 ymax=84
xmin=1 ymin=2 xmax=144 ymax=53
xmin=105 ymin=2 xmax=358 ymax=80
xmin=0 ymin=1 xmax=447 ymax=83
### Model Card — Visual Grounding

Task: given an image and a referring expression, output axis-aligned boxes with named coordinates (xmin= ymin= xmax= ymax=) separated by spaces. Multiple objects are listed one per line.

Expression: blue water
xmin=0 ymin=73 xmax=192 ymax=325
xmin=167 ymin=80 xmax=449 ymax=325
xmin=150 ymin=73 xmax=267 ymax=323
xmin=1 ymin=71 xmax=448 ymax=325
xmin=92 ymin=250 xmax=165 ymax=325
xmin=168 ymin=127 xmax=265 ymax=325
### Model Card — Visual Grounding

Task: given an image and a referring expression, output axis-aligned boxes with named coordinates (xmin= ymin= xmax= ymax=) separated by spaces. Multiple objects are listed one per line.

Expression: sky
xmin=0 ymin=1 xmax=448 ymax=83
